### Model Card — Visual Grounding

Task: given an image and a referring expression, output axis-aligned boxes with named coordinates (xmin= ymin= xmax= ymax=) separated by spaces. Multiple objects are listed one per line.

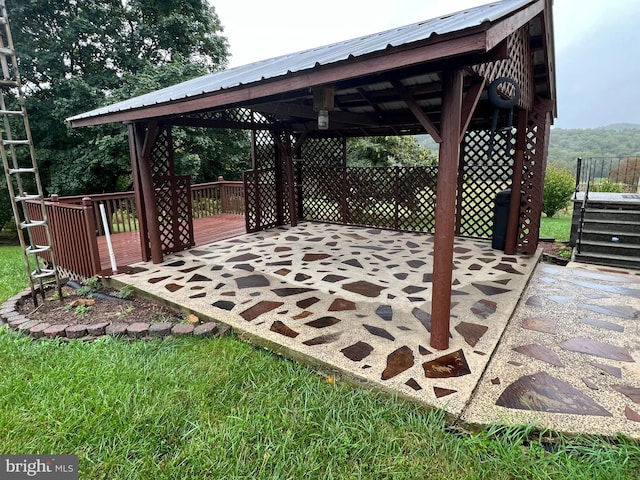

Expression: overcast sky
xmin=211 ymin=0 xmax=640 ymax=129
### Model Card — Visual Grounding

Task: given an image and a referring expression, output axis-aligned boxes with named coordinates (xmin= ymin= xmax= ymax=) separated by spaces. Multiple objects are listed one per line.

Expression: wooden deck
xmin=98 ymin=214 xmax=246 ymax=270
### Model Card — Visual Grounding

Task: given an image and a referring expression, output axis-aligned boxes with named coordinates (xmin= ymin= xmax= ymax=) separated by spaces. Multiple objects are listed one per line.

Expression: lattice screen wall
xmin=472 ymin=25 xmax=534 ymax=110
xmin=457 ymin=130 xmax=516 ymax=238
xmin=517 ymin=102 xmax=551 ymax=254
xmin=299 ymin=138 xmax=346 ymax=167
xmin=302 ymin=165 xmax=438 ymax=232
xmin=150 ymin=127 xmax=194 ymax=253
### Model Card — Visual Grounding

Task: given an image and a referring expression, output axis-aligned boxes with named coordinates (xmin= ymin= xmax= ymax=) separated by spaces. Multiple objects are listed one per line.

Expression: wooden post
xmin=136 ymin=122 xmax=163 ymax=264
xmin=127 ymin=123 xmax=150 ymax=262
xmin=431 ymin=69 xmax=463 ymax=351
xmin=505 ymin=110 xmax=528 ymax=254
xmin=81 ymin=197 xmax=102 ymax=277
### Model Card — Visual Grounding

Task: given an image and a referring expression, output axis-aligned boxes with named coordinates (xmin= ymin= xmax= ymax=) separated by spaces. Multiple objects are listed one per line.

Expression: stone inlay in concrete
xmin=559 ymin=336 xmax=635 ymax=362
xmin=423 ymin=349 xmax=471 ymax=378
xmin=521 ymin=317 xmax=557 ymax=334
xmin=513 ymin=344 xmax=564 ymax=367
xmin=495 ymin=372 xmax=612 ymax=416
xmin=116 ymin=222 xmax=539 ymax=417
xmin=580 ymin=317 xmax=624 ymax=332
xmin=381 ymin=346 xmax=414 ymax=380
xmin=613 ymin=385 xmax=640 ymax=404
xmin=341 ymin=341 xmax=374 ymax=361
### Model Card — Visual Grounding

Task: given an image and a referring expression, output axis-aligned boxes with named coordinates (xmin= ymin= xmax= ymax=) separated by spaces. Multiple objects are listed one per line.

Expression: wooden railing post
xmin=82 ymin=197 xmax=102 ymax=276
xmin=218 ymin=176 xmax=228 ymax=213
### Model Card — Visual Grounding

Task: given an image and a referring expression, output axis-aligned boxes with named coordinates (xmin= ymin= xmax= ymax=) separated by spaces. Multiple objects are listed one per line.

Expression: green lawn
xmin=539 ymin=209 xmax=573 ymax=242
xmin=1 ymin=244 xmax=639 ymax=479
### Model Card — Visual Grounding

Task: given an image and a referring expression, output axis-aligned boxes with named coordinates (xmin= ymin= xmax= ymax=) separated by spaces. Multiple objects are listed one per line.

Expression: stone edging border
xmin=0 ymin=288 xmax=231 ymax=342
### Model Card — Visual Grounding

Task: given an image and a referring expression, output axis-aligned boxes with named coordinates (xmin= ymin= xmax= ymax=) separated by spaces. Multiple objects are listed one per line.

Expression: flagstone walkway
xmin=463 ymin=263 xmax=640 ymax=438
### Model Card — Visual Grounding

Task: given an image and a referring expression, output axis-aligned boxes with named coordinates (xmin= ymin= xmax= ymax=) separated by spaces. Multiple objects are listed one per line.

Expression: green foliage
xmin=543 ymin=165 xmax=575 ymax=218
xmin=77 ymin=276 xmax=103 ymax=297
xmin=114 ymin=285 xmax=135 ymax=300
xmin=4 ymin=0 xmax=249 ymax=199
xmin=347 ymin=136 xmax=438 ymax=167
xmin=590 ymin=179 xmax=624 ymax=193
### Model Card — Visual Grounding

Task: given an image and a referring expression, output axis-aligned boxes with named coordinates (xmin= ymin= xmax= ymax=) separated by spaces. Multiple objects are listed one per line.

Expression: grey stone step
xmin=581 ymin=218 xmax=640 ymax=233
xmin=583 ymin=208 xmax=640 ymax=222
xmin=579 ymin=229 xmax=640 ymax=245
xmin=577 ymin=239 xmax=640 ymax=257
xmin=573 ymin=251 xmax=640 ymax=271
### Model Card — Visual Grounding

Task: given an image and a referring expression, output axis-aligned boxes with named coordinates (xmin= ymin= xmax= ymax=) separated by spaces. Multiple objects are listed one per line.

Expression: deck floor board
xmin=98 ymin=214 xmax=246 ymax=270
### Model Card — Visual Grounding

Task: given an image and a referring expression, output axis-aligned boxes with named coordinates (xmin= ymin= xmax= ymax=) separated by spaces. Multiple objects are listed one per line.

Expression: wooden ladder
xmin=0 ymin=0 xmax=62 ymax=305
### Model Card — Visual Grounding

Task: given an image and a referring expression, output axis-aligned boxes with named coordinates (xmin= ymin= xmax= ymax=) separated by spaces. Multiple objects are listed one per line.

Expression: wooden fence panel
xmin=26 ymin=198 xmax=101 ymax=280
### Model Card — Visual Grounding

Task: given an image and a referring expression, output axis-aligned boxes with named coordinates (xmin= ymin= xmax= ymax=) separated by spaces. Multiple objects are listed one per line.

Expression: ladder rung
xmin=26 ymin=245 xmax=51 ymax=255
xmin=8 ymin=167 xmax=35 ymax=174
xmin=31 ymin=268 xmax=56 ymax=280
xmin=0 ymin=47 xmax=14 ymax=56
xmin=0 ymin=80 xmax=19 ymax=87
xmin=0 ymin=109 xmax=23 ymax=116
xmin=20 ymin=220 xmax=46 ymax=229
xmin=2 ymin=139 xmax=29 ymax=146
xmin=15 ymin=194 xmax=42 ymax=202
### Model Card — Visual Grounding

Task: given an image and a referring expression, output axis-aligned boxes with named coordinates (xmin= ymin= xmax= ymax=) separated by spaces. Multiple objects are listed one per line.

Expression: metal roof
xmin=67 ymin=0 xmax=534 ymax=124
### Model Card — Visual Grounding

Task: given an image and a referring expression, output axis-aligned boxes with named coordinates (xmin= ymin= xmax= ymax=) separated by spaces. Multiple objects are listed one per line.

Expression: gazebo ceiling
xmin=67 ymin=0 xmax=555 ymax=138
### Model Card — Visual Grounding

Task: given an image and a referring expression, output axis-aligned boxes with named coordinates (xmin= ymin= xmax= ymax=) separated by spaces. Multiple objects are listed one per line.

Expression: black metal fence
xmin=575 ymin=157 xmax=640 ymax=193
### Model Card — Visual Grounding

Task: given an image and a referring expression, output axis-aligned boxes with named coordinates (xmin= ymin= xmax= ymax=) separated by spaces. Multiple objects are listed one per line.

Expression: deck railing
xmin=53 ymin=178 xmax=244 ymax=236
xmin=575 ymin=156 xmax=640 ymax=194
xmin=28 ymin=179 xmax=244 ymax=279
xmin=25 ymin=197 xmax=101 ymax=280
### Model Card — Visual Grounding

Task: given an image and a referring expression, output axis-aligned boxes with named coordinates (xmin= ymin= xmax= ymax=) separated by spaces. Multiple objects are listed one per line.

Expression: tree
xmin=542 ymin=164 xmax=575 ymax=218
xmin=5 ymin=0 xmax=249 ymax=199
xmin=346 ymin=136 xmax=437 ymax=167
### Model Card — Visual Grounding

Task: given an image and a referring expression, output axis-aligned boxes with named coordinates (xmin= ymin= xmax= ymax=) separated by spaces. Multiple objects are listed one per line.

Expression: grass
xmin=1 ymin=245 xmax=640 ymax=479
xmin=0 ymin=245 xmax=28 ymax=301
xmin=539 ymin=208 xmax=573 ymax=242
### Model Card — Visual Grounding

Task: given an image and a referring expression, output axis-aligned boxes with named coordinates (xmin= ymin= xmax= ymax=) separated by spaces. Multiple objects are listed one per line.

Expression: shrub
xmin=543 ymin=164 xmax=575 ymax=218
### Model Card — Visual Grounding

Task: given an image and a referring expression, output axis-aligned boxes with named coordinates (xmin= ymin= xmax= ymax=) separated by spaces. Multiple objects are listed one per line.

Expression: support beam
xmin=391 ymin=80 xmax=442 ymax=143
xmin=430 ymin=69 xmax=463 ymax=350
xmin=135 ymin=121 xmax=164 ymax=264
xmin=505 ymin=110 xmax=527 ymax=254
xmin=127 ymin=123 xmax=150 ymax=262
xmin=459 ymin=77 xmax=486 ymax=143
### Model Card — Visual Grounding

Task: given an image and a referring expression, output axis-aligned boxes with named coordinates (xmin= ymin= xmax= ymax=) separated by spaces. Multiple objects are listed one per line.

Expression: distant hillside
xmin=418 ymin=125 xmax=640 ymax=172
xmin=548 ymin=125 xmax=640 ymax=170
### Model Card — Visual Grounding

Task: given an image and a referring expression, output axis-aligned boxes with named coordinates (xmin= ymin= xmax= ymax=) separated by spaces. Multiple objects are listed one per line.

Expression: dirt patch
xmin=17 ymin=285 xmax=183 ymax=327
xmin=539 ymin=241 xmax=573 ymax=265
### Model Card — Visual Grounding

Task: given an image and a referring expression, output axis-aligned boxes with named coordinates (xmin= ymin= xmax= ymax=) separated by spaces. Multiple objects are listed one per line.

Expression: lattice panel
xmin=347 ymin=167 xmax=397 ymax=228
xmin=471 ymin=25 xmax=534 ymax=110
xmin=150 ymin=127 xmax=172 ymax=178
xmin=458 ymin=130 xmax=515 ymax=238
xmin=154 ymin=176 xmax=194 ymax=254
xmin=396 ymin=167 xmax=438 ymax=231
xmin=517 ymin=102 xmax=551 ymax=254
xmin=253 ymin=129 xmax=276 ymax=170
xmin=302 ymin=165 xmax=439 ymax=232
xmin=243 ymin=169 xmax=281 ymax=232
xmin=301 ymin=166 xmax=344 ymax=222
xmin=182 ymin=108 xmax=270 ymax=125
xmin=300 ymin=137 xmax=346 ymax=167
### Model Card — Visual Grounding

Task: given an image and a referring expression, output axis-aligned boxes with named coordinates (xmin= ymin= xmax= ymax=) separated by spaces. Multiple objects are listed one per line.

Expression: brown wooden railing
xmin=54 ymin=178 xmax=245 ymax=236
xmin=26 ymin=179 xmax=245 ymax=279
xmin=26 ymin=197 xmax=101 ymax=280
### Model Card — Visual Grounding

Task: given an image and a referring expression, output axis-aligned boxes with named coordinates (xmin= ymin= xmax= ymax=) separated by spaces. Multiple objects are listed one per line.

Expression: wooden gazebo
xmin=67 ymin=0 xmax=556 ymax=350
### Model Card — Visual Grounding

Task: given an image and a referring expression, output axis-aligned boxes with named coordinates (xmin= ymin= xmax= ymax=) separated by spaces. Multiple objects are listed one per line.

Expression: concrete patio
xmin=111 ymin=222 xmax=640 ymax=438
